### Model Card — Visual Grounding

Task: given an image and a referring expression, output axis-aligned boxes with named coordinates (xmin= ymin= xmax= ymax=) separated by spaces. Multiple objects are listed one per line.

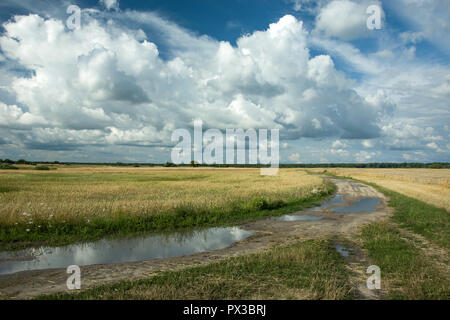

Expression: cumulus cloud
xmin=0 ymin=2 xmax=448 ymax=163
xmin=0 ymin=12 xmax=385 ymax=154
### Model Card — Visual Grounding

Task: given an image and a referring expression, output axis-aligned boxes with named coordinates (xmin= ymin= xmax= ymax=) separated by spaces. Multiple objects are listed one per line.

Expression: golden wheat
xmin=311 ymin=168 xmax=450 ymax=211
xmin=0 ymin=167 xmax=324 ymax=225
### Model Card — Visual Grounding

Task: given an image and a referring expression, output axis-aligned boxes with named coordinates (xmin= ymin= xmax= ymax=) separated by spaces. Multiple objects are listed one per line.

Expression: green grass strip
xmin=37 ymin=239 xmax=353 ymax=300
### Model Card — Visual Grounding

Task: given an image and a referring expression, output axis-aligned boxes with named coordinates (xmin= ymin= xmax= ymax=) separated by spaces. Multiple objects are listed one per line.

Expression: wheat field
xmin=311 ymin=168 xmax=450 ymax=211
xmin=0 ymin=166 xmax=325 ymax=226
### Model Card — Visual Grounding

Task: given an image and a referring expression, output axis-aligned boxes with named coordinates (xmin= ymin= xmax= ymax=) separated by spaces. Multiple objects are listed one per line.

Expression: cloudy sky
xmin=0 ymin=0 xmax=448 ymax=163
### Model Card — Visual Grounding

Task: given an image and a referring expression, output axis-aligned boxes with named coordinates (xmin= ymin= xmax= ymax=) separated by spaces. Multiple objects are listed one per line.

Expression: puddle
xmin=333 ymin=244 xmax=355 ymax=257
xmin=278 ymin=215 xmax=323 ymax=222
xmin=0 ymin=227 xmax=252 ymax=275
xmin=330 ymin=198 xmax=380 ymax=213
xmin=351 ymin=184 xmax=365 ymax=188
xmin=307 ymin=194 xmax=345 ymax=211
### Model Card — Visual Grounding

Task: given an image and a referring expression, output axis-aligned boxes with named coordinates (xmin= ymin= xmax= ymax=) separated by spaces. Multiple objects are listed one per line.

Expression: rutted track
xmin=0 ymin=178 xmax=391 ymax=299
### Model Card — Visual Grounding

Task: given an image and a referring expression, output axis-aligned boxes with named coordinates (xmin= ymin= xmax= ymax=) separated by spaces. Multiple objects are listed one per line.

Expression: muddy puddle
xmin=0 ymin=227 xmax=252 ymax=275
xmin=331 ymin=198 xmax=380 ymax=213
xmin=306 ymin=186 xmax=381 ymax=213
xmin=278 ymin=215 xmax=324 ymax=222
xmin=307 ymin=194 xmax=345 ymax=211
xmin=333 ymin=244 xmax=356 ymax=257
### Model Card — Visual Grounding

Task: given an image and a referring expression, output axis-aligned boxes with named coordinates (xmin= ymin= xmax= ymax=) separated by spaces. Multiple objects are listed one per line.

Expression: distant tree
xmin=163 ymin=161 xmax=177 ymax=167
xmin=190 ymin=160 xmax=199 ymax=167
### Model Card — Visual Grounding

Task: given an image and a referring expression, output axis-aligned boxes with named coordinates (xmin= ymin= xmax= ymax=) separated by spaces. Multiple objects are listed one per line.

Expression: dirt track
xmin=0 ymin=178 xmax=392 ymax=299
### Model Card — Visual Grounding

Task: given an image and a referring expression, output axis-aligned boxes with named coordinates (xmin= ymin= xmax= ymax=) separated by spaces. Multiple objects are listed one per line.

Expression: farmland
xmin=309 ymin=168 xmax=450 ymax=211
xmin=0 ymin=166 xmax=449 ymax=300
xmin=0 ymin=166 xmax=331 ymax=249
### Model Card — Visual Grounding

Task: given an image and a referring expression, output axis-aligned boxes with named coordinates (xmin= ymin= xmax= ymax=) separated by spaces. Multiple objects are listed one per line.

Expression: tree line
xmin=1 ymin=158 xmax=448 ymax=169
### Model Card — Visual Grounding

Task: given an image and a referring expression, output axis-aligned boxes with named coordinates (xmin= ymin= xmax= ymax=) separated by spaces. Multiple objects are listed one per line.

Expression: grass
xmin=360 ymin=221 xmax=449 ymax=299
xmin=321 ymin=170 xmax=449 ymax=249
xmin=8 ymin=168 xmax=450 ymax=300
xmin=320 ymin=170 xmax=450 ymax=299
xmin=0 ymin=163 xmax=18 ymax=170
xmin=0 ymin=168 xmax=334 ymax=249
xmin=376 ymin=185 xmax=450 ymax=249
xmin=37 ymin=239 xmax=353 ymax=300
xmin=33 ymin=165 xmax=51 ymax=171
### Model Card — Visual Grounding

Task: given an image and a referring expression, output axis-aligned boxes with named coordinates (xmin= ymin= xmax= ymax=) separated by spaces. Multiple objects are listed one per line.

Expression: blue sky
xmin=0 ymin=0 xmax=449 ymax=163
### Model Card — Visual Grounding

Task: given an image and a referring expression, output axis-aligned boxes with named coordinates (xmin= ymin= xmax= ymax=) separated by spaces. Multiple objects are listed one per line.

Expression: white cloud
xmin=288 ymin=152 xmax=302 ymax=163
xmin=0 ymin=13 xmax=385 ymax=152
xmin=332 ymin=140 xmax=347 ymax=149
xmin=314 ymin=0 xmax=382 ymax=40
xmin=427 ymin=142 xmax=444 ymax=153
xmin=362 ymin=140 xmax=374 ymax=148
xmin=355 ymin=151 xmax=377 ymax=162
xmin=100 ymin=0 xmax=119 ymax=11
xmin=390 ymin=0 xmax=450 ymax=54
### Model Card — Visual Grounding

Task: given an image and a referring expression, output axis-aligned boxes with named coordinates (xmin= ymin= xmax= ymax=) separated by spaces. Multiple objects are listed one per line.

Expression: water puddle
xmin=333 ymin=244 xmax=355 ymax=257
xmin=330 ymin=198 xmax=380 ymax=213
xmin=0 ymin=227 xmax=252 ymax=275
xmin=307 ymin=194 xmax=345 ymax=211
xmin=278 ymin=215 xmax=323 ymax=222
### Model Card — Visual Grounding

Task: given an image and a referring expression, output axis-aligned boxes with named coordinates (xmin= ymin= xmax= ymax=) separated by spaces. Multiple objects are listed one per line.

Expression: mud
xmin=0 ymin=178 xmax=391 ymax=299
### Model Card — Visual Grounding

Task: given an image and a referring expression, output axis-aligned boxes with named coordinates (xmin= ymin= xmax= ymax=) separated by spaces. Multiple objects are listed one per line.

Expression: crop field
xmin=0 ymin=166 xmax=331 ymax=248
xmin=310 ymin=168 xmax=450 ymax=211
xmin=1 ymin=166 xmax=449 ymax=300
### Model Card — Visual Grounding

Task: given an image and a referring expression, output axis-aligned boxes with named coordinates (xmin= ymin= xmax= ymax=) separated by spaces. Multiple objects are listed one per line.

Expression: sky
xmin=0 ymin=0 xmax=449 ymax=164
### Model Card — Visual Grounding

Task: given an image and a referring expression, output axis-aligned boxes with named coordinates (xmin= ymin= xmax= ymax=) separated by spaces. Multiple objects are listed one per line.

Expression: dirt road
xmin=0 ymin=178 xmax=391 ymax=299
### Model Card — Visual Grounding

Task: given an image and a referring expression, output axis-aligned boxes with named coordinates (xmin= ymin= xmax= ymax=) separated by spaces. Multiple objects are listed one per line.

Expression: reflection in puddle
xmin=308 ymin=194 xmax=345 ymax=211
xmin=278 ymin=215 xmax=323 ymax=222
xmin=331 ymin=198 xmax=380 ymax=213
xmin=0 ymin=227 xmax=252 ymax=275
xmin=333 ymin=244 xmax=355 ymax=257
